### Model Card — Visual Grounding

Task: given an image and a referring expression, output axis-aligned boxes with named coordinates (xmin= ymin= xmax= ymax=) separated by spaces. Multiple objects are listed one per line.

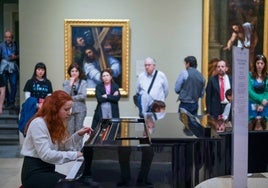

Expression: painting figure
xmin=223 ymin=22 xmax=253 ymax=50
xmin=222 ymin=2 xmax=262 ymax=71
xmin=83 ymin=46 xmax=121 ymax=88
xmin=72 ymin=35 xmax=86 ymax=70
xmin=72 ymin=27 xmax=122 ymax=88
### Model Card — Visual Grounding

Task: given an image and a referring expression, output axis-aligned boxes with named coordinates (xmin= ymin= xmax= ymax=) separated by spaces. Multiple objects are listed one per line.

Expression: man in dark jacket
xmin=206 ymin=60 xmax=232 ymax=120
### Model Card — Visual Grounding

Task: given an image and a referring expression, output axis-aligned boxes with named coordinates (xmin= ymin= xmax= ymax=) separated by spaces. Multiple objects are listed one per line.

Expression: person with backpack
xmin=19 ymin=62 xmax=53 ymax=136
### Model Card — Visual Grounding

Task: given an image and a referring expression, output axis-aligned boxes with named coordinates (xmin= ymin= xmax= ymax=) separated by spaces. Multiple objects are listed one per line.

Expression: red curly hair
xmin=25 ymin=90 xmax=73 ymax=144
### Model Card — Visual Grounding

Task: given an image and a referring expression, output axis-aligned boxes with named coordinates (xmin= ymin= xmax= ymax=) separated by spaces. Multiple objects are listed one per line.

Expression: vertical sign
xmin=232 ymin=46 xmax=249 ymax=188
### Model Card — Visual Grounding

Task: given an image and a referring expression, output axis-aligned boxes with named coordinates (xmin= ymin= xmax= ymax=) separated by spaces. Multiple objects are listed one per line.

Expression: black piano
xmin=141 ymin=112 xmax=225 ymax=187
xmin=80 ymin=112 xmax=225 ymax=188
xmin=64 ymin=112 xmax=268 ymax=188
xmin=219 ymin=130 xmax=268 ymax=174
xmin=84 ymin=117 xmax=151 ymax=147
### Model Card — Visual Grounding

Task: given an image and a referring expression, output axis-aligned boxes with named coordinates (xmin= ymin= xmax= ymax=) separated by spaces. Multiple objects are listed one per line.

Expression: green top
xmin=248 ymin=72 xmax=268 ymax=104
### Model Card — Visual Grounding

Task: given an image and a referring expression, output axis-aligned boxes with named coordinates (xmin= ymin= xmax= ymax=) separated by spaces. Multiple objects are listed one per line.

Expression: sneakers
xmin=79 ymin=176 xmax=100 ymax=187
xmin=183 ymin=127 xmax=194 ymax=136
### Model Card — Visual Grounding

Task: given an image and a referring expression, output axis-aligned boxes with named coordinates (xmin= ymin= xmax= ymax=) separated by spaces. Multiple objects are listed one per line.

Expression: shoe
xmin=79 ymin=176 xmax=100 ymax=187
xmin=136 ymin=180 xmax=153 ymax=187
xmin=117 ymin=180 xmax=130 ymax=187
xmin=183 ymin=127 xmax=193 ymax=136
xmin=180 ymin=112 xmax=189 ymax=128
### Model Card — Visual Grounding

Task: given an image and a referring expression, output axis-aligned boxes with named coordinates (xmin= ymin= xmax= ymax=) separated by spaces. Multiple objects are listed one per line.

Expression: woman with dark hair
xmin=92 ymin=68 xmax=120 ymax=129
xmin=249 ymin=116 xmax=267 ymax=131
xmin=20 ymin=90 xmax=98 ymax=188
xmin=19 ymin=62 xmax=53 ymax=136
xmin=248 ymin=54 xmax=268 ymax=120
xmin=23 ymin=62 xmax=53 ymax=109
xmin=151 ymin=100 xmax=166 ymax=112
xmin=63 ymin=63 xmax=87 ymax=150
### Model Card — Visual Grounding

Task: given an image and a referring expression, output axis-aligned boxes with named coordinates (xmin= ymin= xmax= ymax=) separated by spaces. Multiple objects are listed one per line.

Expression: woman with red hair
xmin=20 ymin=90 xmax=98 ymax=188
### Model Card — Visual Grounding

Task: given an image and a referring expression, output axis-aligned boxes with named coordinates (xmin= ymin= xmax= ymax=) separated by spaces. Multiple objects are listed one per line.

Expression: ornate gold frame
xmin=64 ymin=19 xmax=130 ymax=97
xmin=202 ymin=0 xmax=268 ymax=111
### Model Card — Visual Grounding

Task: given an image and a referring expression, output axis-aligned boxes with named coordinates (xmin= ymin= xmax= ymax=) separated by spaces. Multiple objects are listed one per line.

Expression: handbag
xmin=133 ymin=93 xmax=141 ymax=107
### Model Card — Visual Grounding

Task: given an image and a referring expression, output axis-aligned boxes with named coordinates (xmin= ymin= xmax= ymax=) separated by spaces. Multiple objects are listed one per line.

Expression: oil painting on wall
xmin=202 ymin=0 xmax=268 ymax=112
xmin=202 ymin=0 xmax=267 ymax=79
xmin=64 ymin=19 xmax=130 ymax=96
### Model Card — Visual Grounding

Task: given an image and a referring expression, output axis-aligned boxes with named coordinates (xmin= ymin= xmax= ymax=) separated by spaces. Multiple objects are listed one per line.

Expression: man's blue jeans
xmin=3 ymin=70 xmax=18 ymax=105
xmin=179 ymin=102 xmax=198 ymax=116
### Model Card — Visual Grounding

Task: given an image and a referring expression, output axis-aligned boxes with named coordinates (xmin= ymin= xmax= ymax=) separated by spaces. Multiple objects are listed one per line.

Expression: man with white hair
xmin=117 ymin=57 xmax=169 ymax=187
xmin=136 ymin=57 xmax=169 ymax=117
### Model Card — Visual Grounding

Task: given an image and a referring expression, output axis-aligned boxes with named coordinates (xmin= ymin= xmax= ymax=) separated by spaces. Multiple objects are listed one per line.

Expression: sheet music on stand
xmin=65 ymin=156 xmax=84 ymax=180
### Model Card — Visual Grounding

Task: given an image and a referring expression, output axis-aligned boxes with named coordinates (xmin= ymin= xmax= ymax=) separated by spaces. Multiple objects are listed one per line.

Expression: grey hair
xmin=144 ymin=57 xmax=156 ymax=65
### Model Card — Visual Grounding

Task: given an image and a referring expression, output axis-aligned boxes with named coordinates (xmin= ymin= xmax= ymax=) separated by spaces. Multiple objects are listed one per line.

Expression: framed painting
xmin=202 ymin=0 xmax=268 ymax=111
xmin=64 ymin=19 xmax=130 ymax=97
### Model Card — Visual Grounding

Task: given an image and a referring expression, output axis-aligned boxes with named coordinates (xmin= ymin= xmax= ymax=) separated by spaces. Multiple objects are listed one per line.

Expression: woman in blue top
xmin=248 ymin=54 xmax=268 ymax=120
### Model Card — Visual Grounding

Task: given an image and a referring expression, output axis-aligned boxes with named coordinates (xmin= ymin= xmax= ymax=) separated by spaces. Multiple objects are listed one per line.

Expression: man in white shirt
xmin=136 ymin=57 xmax=169 ymax=117
xmin=117 ymin=57 xmax=169 ymax=187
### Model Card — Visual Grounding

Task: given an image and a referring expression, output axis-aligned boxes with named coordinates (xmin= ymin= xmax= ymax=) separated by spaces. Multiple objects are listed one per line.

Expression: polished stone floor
xmin=1 ymin=144 xmax=268 ymax=188
xmin=0 ymin=117 xmax=173 ymax=188
xmin=195 ymin=173 xmax=268 ymax=188
xmin=1 ymin=115 xmax=268 ymax=188
xmin=0 ymin=145 xmax=173 ymax=188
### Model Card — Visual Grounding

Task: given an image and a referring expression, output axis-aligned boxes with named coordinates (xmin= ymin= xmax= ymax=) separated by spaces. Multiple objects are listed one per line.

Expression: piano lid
xmin=143 ymin=112 xmax=214 ymax=142
xmin=84 ymin=117 xmax=151 ymax=147
xmin=84 ymin=112 xmax=216 ymax=147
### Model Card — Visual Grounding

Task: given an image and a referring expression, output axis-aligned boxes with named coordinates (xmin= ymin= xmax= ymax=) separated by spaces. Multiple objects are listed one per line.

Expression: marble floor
xmin=195 ymin=173 xmax=268 ymax=188
xmin=0 ymin=156 xmax=173 ymax=188
xmin=0 ymin=156 xmax=95 ymax=188
xmin=0 ymin=144 xmax=173 ymax=188
xmin=0 ymin=157 xmax=23 ymax=188
xmin=1 ymin=116 xmax=268 ymax=188
xmin=1 ymin=146 xmax=268 ymax=188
